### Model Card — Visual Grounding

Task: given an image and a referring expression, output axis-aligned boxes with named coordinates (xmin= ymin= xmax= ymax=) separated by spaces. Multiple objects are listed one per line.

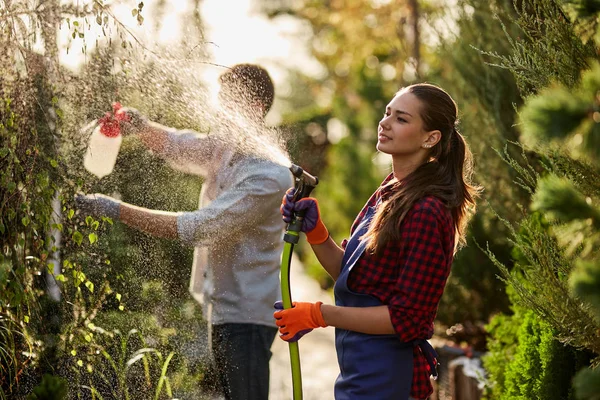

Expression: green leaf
xmin=85 ymin=216 xmax=93 ymax=226
xmin=21 ymin=216 xmax=29 ymax=227
xmin=67 ymin=209 xmax=74 ymax=220
xmin=116 ymin=293 xmax=122 ymax=301
xmin=72 ymin=231 xmax=83 ymax=246
xmin=88 ymin=233 xmax=98 ymax=244
xmin=73 ymin=270 xmax=86 ymax=283
xmin=50 ymin=159 xmax=58 ymax=168
xmin=55 ymin=274 xmax=66 ymax=282
xmin=85 ymin=281 xmax=94 ymax=293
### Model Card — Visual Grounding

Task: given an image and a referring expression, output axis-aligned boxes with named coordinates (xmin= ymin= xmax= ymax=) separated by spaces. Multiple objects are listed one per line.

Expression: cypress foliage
xmin=481 ymin=1 xmax=600 ymax=397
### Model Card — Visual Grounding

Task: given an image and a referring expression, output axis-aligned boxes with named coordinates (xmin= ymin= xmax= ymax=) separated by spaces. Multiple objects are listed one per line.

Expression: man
xmin=77 ymin=64 xmax=292 ymax=400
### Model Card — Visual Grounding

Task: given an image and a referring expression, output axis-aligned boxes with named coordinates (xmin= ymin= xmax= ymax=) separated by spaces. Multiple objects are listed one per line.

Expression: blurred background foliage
xmin=2 ymin=0 xmax=600 ymax=398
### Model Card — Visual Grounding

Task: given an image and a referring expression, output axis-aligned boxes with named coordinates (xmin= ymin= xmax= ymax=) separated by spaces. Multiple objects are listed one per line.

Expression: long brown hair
xmin=364 ymin=83 xmax=481 ymax=254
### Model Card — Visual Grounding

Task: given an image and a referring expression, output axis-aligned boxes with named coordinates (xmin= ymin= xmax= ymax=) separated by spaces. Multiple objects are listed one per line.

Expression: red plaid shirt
xmin=343 ymin=173 xmax=455 ymax=399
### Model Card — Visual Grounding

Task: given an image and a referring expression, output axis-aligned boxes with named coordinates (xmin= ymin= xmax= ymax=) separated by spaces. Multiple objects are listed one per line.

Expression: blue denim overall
xmin=333 ymin=206 xmax=438 ymax=400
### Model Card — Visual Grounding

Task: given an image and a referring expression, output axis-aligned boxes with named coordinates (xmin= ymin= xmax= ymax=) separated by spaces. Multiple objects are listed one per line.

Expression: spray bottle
xmin=83 ymin=103 xmax=129 ymax=178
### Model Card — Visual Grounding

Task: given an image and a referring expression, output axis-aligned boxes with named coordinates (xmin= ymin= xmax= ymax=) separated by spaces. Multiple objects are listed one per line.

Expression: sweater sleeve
xmin=177 ymin=174 xmax=285 ymax=245
xmin=155 ymin=128 xmax=221 ymax=176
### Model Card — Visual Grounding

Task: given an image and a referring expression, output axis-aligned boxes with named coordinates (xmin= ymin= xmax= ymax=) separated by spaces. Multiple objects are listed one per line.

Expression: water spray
xmin=280 ymin=163 xmax=319 ymax=400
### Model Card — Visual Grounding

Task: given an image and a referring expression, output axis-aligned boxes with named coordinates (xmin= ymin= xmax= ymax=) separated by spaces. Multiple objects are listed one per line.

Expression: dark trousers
xmin=212 ymin=323 xmax=277 ymax=400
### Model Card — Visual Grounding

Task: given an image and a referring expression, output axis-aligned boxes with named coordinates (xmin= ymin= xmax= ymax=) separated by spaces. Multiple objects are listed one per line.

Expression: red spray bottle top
xmin=98 ymin=102 xmax=130 ymax=137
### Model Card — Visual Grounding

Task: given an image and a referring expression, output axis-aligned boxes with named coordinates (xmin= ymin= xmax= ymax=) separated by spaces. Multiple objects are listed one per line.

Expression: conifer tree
xmin=481 ymin=1 xmax=600 ymax=396
xmin=519 ymin=62 xmax=600 ymax=399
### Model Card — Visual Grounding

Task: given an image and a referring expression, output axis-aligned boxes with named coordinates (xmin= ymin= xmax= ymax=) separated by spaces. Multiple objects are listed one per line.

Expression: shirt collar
xmin=378 ymin=172 xmax=397 ymax=201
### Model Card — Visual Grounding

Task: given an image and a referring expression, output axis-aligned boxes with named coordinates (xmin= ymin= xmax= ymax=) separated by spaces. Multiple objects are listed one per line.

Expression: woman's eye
xmin=397 ymin=118 xmax=406 ymax=123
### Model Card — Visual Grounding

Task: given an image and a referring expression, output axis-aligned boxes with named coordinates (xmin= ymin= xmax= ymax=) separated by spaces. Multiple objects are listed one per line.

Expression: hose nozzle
xmin=289 ymin=163 xmax=319 ymax=202
xmin=290 ymin=164 xmax=318 ymax=187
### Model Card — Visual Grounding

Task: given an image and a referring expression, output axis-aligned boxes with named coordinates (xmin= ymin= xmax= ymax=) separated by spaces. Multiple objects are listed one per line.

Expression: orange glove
xmin=273 ymin=301 xmax=328 ymax=342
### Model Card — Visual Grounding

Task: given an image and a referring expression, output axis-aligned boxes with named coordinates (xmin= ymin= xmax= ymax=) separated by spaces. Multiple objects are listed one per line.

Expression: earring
xmin=423 ymin=144 xmax=432 ymax=148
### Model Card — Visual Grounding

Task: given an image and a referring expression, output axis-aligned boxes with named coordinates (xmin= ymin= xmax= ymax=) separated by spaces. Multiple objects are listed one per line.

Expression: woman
xmin=275 ymin=83 xmax=480 ymax=400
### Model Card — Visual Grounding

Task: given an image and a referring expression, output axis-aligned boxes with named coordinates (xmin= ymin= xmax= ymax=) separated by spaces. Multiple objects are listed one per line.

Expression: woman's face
xmin=377 ymin=91 xmax=437 ymax=158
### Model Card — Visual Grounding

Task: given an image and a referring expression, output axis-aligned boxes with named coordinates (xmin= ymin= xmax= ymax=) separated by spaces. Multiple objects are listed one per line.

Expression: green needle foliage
xmin=532 ymin=174 xmax=600 ymax=228
xmin=571 ymin=260 xmax=600 ymax=321
xmin=520 ymin=63 xmax=600 ymax=160
xmin=480 ymin=1 xmax=600 ymax=398
xmin=520 ymin=88 xmax=590 ymax=142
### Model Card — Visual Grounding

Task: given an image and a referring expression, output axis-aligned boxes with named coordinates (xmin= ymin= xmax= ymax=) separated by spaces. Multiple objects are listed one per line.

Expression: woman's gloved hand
xmin=273 ymin=300 xmax=327 ymax=342
xmin=280 ymin=188 xmax=329 ymax=244
xmin=75 ymin=193 xmax=121 ymax=220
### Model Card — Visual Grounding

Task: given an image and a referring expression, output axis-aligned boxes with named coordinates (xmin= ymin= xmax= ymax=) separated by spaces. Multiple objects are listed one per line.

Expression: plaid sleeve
xmin=388 ymin=201 xmax=451 ymax=342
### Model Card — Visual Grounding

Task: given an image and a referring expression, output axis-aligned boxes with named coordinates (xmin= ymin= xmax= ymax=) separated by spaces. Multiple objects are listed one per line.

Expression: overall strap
xmin=414 ymin=339 xmax=439 ymax=379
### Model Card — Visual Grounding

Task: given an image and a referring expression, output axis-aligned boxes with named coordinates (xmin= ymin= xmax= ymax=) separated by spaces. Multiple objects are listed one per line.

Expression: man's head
xmin=218 ymin=64 xmax=275 ymax=120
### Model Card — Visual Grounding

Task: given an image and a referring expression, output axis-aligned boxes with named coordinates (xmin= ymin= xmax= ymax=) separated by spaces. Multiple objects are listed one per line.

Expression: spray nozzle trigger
xmin=289 ymin=164 xmax=318 ymax=202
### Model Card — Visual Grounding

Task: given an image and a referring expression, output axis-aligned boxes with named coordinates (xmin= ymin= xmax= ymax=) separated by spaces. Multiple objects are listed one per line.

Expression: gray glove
xmin=75 ymin=193 xmax=121 ymax=220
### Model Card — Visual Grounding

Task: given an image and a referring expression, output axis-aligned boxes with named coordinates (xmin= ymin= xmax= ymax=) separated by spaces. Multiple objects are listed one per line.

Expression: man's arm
xmin=177 ymin=173 xmax=286 ymax=245
xmin=119 ymin=108 xmax=217 ymax=175
xmin=119 ymin=202 xmax=180 ymax=239
xmin=76 ymin=166 xmax=290 ymax=245
xmin=75 ymin=193 xmax=180 ymax=239
xmin=136 ymin=122 xmax=170 ymax=154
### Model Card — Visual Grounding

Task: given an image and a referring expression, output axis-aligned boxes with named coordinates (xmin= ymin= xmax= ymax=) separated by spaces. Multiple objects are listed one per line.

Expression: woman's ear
xmin=422 ymin=130 xmax=441 ymax=148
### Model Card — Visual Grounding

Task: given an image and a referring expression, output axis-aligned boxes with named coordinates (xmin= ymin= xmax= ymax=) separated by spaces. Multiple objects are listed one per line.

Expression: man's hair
xmin=218 ymin=64 xmax=275 ymax=117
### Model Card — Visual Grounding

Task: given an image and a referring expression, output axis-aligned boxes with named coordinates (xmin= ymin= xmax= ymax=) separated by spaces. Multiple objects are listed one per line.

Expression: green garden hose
xmin=280 ymin=164 xmax=319 ymax=400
